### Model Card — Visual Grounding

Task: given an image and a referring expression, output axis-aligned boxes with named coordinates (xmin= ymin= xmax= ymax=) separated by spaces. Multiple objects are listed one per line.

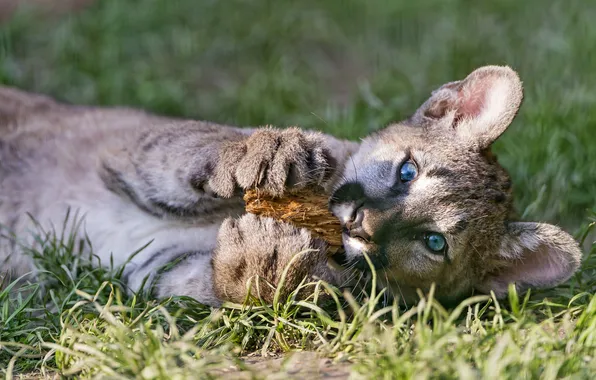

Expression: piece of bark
xmin=243 ymin=187 xmax=343 ymax=255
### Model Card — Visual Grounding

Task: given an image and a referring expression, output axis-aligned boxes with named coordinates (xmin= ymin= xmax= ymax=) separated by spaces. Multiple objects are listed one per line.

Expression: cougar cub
xmin=0 ymin=66 xmax=582 ymax=306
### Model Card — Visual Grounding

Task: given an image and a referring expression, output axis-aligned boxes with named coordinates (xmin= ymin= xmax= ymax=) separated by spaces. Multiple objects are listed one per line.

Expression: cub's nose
xmin=329 ymin=181 xmax=366 ymax=224
xmin=345 ymin=208 xmax=371 ymax=242
xmin=345 ymin=207 xmax=363 ymax=231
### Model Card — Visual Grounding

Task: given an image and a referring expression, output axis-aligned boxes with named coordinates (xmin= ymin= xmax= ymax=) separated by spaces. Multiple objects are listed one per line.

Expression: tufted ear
xmin=475 ymin=222 xmax=582 ymax=297
xmin=414 ymin=65 xmax=523 ymax=149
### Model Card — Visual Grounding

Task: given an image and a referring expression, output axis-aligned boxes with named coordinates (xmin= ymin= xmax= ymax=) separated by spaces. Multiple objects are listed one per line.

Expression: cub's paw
xmin=212 ymin=214 xmax=338 ymax=304
xmin=209 ymin=127 xmax=335 ymax=198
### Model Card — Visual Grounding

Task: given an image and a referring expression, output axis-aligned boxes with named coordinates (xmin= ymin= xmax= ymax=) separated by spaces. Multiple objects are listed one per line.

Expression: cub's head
xmin=330 ymin=66 xmax=582 ymax=304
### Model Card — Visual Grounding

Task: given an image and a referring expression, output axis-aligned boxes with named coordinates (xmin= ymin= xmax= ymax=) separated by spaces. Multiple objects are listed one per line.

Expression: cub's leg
xmin=99 ymin=125 xmax=340 ymax=219
xmin=100 ymin=124 xmax=351 ymax=303
xmin=155 ymin=214 xmax=341 ymax=305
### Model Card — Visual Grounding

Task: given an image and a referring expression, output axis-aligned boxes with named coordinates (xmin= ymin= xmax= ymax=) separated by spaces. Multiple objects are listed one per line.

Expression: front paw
xmin=212 ymin=214 xmax=337 ymax=303
xmin=209 ymin=127 xmax=335 ymax=198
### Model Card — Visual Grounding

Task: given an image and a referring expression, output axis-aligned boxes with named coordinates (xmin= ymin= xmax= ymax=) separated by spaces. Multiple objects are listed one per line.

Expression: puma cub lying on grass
xmin=0 ymin=66 xmax=582 ymax=306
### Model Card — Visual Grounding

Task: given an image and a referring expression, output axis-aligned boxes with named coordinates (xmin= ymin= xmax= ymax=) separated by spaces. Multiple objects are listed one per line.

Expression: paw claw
xmin=212 ymin=127 xmax=334 ymax=197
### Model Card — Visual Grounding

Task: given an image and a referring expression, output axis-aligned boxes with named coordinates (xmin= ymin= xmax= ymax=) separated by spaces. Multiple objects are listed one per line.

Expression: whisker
xmin=383 ymin=272 xmax=390 ymax=308
xmin=344 ymin=271 xmax=365 ymax=308
xmin=350 ymin=156 xmax=358 ymax=182
xmin=391 ymin=273 xmax=407 ymax=309
xmin=356 ymin=272 xmax=371 ymax=302
xmin=339 ymin=263 xmax=359 ymax=287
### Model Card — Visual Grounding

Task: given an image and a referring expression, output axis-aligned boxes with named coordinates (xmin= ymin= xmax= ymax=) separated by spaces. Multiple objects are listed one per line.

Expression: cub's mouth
xmin=328 ymin=232 xmax=389 ymax=272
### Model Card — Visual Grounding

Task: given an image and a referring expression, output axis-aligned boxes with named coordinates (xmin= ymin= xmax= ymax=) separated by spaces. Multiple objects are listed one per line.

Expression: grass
xmin=1 ymin=0 xmax=596 ymax=378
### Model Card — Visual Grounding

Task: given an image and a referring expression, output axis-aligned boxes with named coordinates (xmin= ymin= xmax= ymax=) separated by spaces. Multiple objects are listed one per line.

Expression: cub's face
xmin=330 ymin=66 xmax=582 ymax=304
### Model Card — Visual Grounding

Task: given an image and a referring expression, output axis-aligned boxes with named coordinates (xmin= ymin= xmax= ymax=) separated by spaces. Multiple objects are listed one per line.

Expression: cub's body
xmin=0 ymin=66 xmax=582 ymax=306
xmin=0 ymin=104 xmax=211 ymax=299
xmin=0 ymin=89 xmax=354 ymax=304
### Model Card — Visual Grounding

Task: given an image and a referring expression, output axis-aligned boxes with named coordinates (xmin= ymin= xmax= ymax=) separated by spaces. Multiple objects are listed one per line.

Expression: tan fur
xmin=0 ymin=65 xmax=582 ymax=306
xmin=0 ymin=85 xmax=355 ymax=304
xmin=329 ymin=65 xmax=582 ymax=304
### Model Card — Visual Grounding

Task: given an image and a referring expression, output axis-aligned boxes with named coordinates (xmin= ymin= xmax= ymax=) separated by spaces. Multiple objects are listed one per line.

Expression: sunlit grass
xmin=1 ymin=220 xmax=595 ymax=378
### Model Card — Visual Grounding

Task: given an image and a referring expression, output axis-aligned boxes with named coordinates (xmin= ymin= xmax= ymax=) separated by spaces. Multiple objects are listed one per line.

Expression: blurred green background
xmin=1 ymin=0 xmax=594 ymax=231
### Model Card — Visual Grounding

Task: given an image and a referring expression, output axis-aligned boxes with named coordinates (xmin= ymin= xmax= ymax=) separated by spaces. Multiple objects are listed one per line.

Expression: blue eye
xmin=424 ymin=232 xmax=447 ymax=254
xmin=399 ymin=161 xmax=418 ymax=182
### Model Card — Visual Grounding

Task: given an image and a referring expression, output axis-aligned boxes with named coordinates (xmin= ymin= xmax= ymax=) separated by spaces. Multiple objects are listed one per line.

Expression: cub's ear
xmin=475 ymin=222 xmax=582 ymax=298
xmin=414 ymin=65 xmax=523 ymax=149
